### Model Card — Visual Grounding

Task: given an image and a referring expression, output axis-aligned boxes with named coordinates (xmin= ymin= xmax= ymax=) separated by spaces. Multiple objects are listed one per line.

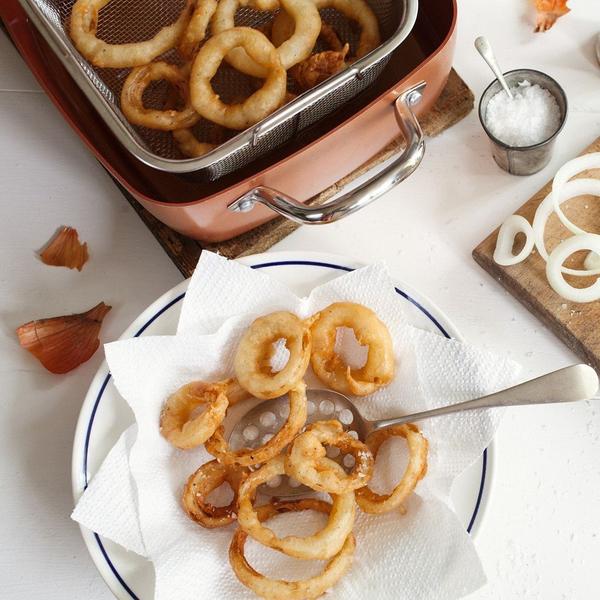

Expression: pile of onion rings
xmin=157 ymin=302 xmax=428 ymax=598
xmin=69 ymin=0 xmax=381 ymax=157
xmin=493 ymin=152 xmax=600 ymax=303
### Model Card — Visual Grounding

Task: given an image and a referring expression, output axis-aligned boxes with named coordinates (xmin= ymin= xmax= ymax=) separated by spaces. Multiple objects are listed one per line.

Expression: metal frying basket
xmin=18 ymin=0 xmax=418 ymax=180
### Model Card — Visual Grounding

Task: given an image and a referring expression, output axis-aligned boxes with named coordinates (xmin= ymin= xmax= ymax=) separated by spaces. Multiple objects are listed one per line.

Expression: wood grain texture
xmin=119 ymin=68 xmax=474 ymax=275
xmin=473 ymin=137 xmax=600 ymax=372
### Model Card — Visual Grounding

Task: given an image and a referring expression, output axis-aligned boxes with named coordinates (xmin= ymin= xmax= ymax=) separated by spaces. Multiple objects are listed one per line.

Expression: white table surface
xmin=1 ymin=1 xmax=599 ymax=598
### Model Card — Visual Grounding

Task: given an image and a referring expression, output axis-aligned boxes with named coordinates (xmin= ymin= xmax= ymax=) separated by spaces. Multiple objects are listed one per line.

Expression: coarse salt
xmin=485 ymin=80 xmax=561 ymax=147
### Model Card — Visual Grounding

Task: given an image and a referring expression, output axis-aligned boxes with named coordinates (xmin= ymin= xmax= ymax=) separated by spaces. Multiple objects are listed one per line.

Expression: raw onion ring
xmin=285 ymin=419 xmax=374 ymax=493
xmin=189 ymin=27 xmax=287 ymax=130
xmin=533 ymin=178 xmax=600 ymax=276
xmin=182 ymin=460 xmax=248 ymax=528
xmin=205 ymin=381 xmax=307 ymax=466
xmin=212 ymin=0 xmax=321 ymax=78
xmin=309 ymin=302 xmax=394 ymax=396
xmin=69 ymin=0 xmax=194 ymax=68
xmin=234 ymin=311 xmax=311 ymax=400
xmin=356 ymin=424 xmax=428 ymax=514
xmin=313 ymin=0 xmax=380 ymax=58
xmin=584 ymin=251 xmax=600 ymax=271
xmin=120 ymin=62 xmax=200 ymax=131
xmin=237 ymin=454 xmax=356 ymax=559
xmin=179 ymin=0 xmax=219 ymax=59
xmin=546 ymin=233 xmax=600 ymax=303
xmin=160 ymin=378 xmax=246 ymax=449
xmin=493 ymin=215 xmax=535 ymax=266
xmin=229 ymin=499 xmax=355 ymax=600
xmin=552 ymin=153 xmax=600 ymax=235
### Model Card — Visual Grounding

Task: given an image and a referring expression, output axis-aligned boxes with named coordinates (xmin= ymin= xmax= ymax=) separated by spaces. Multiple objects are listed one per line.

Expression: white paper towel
xmin=73 ymin=252 xmax=521 ymax=599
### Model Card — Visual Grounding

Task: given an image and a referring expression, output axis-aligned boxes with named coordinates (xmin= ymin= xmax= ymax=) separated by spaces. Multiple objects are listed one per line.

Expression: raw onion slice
xmin=493 ymin=215 xmax=535 ymax=266
xmin=546 ymin=233 xmax=600 ymax=303
xmin=532 ymin=178 xmax=600 ymax=276
xmin=552 ymin=153 xmax=600 ymax=234
xmin=584 ymin=251 xmax=600 ymax=270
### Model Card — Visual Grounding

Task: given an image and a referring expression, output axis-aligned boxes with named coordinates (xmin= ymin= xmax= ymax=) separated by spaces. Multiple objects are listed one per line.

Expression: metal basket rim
xmin=17 ymin=0 xmax=418 ymax=174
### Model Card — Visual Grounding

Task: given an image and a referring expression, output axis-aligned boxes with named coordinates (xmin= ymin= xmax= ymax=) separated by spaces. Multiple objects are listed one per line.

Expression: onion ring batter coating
xmin=69 ymin=0 xmax=194 ymax=68
xmin=182 ymin=460 xmax=248 ymax=528
xmin=237 ymin=454 xmax=356 ymax=559
xmin=285 ymin=419 xmax=374 ymax=493
xmin=313 ymin=0 xmax=380 ymax=58
xmin=205 ymin=381 xmax=307 ymax=466
xmin=212 ymin=0 xmax=321 ymax=78
xmin=234 ymin=311 xmax=311 ymax=399
xmin=189 ymin=27 xmax=287 ymax=130
xmin=230 ymin=499 xmax=355 ymax=599
xmin=173 ymin=128 xmax=217 ymax=157
xmin=272 ymin=13 xmax=343 ymax=51
xmin=356 ymin=424 xmax=428 ymax=514
xmin=179 ymin=0 xmax=219 ymax=59
xmin=309 ymin=302 xmax=395 ymax=396
xmin=160 ymin=378 xmax=246 ymax=449
xmin=120 ymin=62 xmax=200 ymax=131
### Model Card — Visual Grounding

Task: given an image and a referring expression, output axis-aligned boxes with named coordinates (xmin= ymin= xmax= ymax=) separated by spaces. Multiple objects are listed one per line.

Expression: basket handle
xmin=228 ymin=81 xmax=426 ymax=225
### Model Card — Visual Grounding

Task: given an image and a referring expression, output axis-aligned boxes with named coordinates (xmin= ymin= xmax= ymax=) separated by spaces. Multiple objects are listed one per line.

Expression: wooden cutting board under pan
xmin=473 ymin=136 xmax=600 ymax=372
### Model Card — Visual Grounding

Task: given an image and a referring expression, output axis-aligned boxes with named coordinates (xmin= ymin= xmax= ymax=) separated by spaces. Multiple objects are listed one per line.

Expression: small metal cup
xmin=478 ymin=69 xmax=568 ymax=176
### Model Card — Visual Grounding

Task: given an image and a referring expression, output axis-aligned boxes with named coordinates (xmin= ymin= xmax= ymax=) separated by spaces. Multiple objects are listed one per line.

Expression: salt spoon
xmin=474 ymin=36 xmax=513 ymax=99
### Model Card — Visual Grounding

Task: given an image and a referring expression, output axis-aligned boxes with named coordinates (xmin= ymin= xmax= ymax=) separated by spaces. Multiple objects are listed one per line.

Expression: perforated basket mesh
xmin=26 ymin=0 xmax=404 ymax=180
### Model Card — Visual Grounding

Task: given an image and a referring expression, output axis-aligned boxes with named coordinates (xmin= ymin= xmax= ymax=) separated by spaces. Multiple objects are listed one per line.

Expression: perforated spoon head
xmin=228 ymin=388 xmax=369 ymax=497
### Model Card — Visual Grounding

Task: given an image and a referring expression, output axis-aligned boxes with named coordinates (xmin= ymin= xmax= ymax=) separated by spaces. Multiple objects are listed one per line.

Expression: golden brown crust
xmin=230 ymin=499 xmax=355 ymax=599
xmin=356 ymin=423 xmax=428 ymax=514
xmin=285 ymin=419 xmax=374 ymax=493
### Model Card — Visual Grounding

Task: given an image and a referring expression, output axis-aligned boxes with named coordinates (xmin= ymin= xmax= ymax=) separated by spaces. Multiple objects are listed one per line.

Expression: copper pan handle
xmin=227 ymin=81 xmax=426 ymax=225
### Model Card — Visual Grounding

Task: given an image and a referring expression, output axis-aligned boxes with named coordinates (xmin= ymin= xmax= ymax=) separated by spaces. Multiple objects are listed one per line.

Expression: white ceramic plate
xmin=72 ymin=251 xmax=493 ymax=600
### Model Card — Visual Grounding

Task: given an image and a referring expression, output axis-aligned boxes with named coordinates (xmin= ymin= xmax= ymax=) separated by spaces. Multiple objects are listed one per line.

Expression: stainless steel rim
xmin=18 ymin=0 xmax=419 ymax=175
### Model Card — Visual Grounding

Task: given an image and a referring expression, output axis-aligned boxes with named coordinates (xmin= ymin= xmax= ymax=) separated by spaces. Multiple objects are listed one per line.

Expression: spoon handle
xmin=370 ymin=364 xmax=599 ymax=433
xmin=474 ymin=36 xmax=513 ymax=99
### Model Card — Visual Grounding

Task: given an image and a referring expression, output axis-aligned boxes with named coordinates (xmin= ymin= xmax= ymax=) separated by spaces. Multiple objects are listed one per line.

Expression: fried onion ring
xmin=314 ymin=0 xmax=380 ymax=58
xmin=230 ymin=499 xmax=355 ymax=599
xmin=286 ymin=419 xmax=373 ymax=493
xmin=356 ymin=424 xmax=428 ymax=514
xmin=237 ymin=454 xmax=356 ymax=559
xmin=69 ymin=0 xmax=194 ymax=68
xmin=212 ymin=0 xmax=321 ymax=78
xmin=309 ymin=302 xmax=395 ymax=396
xmin=179 ymin=0 xmax=219 ymax=59
xmin=189 ymin=27 xmax=287 ymax=130
xmin=120 ymin=62 xmax=200 ymax=131
xmin=234 ymin=311 xmax=311 ymax=399
xmin=271 ymin=12 xmax=343 ymax=51
xmin=205 ymin=381 xmax=307 ymax=466
xmin=173 ymin=128 xmax=217 ymax=157
xmin=160 ymin=378 xmax=246 ymax=449
xmin=182 ymin=460 xmax=248 ymax=528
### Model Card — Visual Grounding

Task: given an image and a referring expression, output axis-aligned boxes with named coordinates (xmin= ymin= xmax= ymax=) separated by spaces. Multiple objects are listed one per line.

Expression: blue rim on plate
xmin=77 ymin=258 xmax=489 ymax=600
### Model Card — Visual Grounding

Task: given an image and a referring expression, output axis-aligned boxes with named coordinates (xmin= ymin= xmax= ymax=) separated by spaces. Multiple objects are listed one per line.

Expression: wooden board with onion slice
xmin=473 ymin=136 xmax=600 ymax=372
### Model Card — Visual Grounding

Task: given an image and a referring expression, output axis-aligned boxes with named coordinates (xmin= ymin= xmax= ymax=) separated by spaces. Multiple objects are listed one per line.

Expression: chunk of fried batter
xmin=290 ymin=43 xmax=349 ymax=91
xmin=534 ymin=0 xmax=570 ymax=32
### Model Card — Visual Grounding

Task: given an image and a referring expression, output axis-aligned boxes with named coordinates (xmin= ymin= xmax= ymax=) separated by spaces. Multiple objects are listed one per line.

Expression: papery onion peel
xmin=16 ymin=302 xmax=111 ymax=374
xmin=534 ymin=0 xmax=570 ymax=33
xmin=40 ymin=226 xmax=89 ymax=271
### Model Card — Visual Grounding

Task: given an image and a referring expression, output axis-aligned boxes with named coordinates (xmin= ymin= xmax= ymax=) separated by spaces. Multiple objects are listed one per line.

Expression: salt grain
xmin=485 ymin=80 xmax=561 ymax=147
